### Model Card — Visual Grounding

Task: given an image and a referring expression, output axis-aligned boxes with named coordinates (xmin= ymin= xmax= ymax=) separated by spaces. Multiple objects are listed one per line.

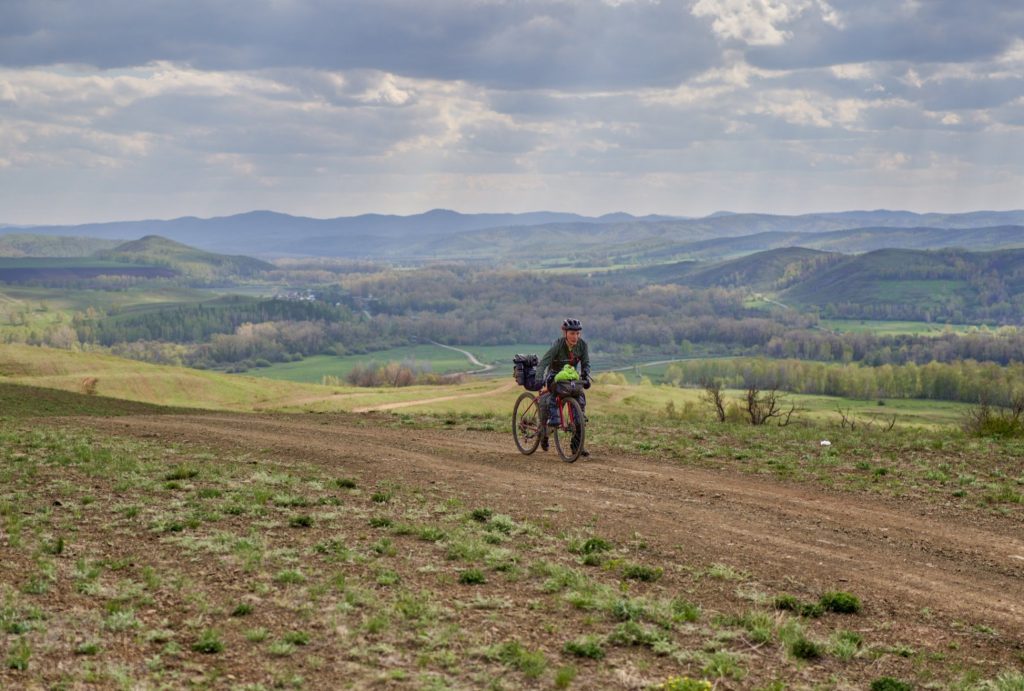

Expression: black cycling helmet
xmin=562 ymin=318 xmax=582 ymax=332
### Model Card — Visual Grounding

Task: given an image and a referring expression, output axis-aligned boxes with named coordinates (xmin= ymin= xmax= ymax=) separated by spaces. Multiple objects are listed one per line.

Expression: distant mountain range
xmin=2 ymin=208 xmax=1023 ymax=261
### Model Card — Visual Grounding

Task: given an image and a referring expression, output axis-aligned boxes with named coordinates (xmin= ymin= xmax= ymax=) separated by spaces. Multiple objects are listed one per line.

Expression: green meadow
xmin=819 ymin=319 xmax=975 ymax=335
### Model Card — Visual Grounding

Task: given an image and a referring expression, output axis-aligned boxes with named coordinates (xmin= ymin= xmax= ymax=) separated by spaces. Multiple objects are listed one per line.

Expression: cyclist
xmin=538 ymin=318 xmax=591 ymax=454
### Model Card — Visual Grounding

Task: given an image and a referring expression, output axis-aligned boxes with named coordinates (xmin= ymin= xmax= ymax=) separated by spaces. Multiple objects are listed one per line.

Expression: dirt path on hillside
xmin=79 ymin=412 xmax=1024 ymax=638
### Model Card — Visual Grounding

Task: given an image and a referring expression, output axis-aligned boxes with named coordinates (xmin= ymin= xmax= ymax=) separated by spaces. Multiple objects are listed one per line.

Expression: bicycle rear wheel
xmin=553 ymin=397 xmax=585 ymax=463
xmin=512 ymin=391 xmax=542 ymax=455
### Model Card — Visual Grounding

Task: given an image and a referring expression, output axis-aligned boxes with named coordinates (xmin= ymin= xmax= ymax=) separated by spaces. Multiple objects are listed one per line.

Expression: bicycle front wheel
xmin=553 ymin=397 xmax=585 ymax=463
xmin=512 ymin=391 xmax=542 ymax=455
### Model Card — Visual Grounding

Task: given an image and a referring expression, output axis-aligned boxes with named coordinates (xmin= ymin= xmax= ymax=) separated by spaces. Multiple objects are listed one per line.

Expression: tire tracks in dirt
xmin=79 ymin=412 xmax=1024 ymax=637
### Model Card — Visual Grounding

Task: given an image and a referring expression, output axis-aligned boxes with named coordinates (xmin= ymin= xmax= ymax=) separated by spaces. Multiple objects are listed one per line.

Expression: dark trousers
xmin=539 ymin=391 xmax=586 ymax=429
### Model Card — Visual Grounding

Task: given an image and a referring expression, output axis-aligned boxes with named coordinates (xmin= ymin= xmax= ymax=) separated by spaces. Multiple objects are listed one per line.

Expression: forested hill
xmin=779 ymin=248 xmax=1024 ymax=323
xmin=0 ymin=234 xmax=121 ymax=257
xmin=614 ymin=246 xmax=1024 ymax=324
xmin=95 ymin=235 xmax=273 ymax=279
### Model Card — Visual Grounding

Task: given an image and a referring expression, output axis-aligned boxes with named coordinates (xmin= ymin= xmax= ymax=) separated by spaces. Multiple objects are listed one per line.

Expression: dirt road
xmin=82 ymin=411 xmax=1024 ymax=638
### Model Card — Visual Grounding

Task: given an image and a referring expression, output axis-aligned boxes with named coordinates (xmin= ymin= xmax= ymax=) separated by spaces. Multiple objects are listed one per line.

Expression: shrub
xmin=788 ymin=635 xmax=824 ymax=660
xmin=870 ymin=678 xmax=912 ymax=691
xmin=470 ymin=508 xmax=493 ymax=522
xmin=564 ymin=635 xmax=605 ymax=659
xmin=191 ymin=629 xmax=224 ymax=654
xmin=623 ymin=563 xmax=663 ymax=582
xmin=819 ymin=591 xmax=861 ymax=614
xmin=458 ymin=569 xmax=486 ymax=585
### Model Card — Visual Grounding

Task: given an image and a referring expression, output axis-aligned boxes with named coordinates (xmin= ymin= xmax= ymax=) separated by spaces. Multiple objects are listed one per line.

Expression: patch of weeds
xmin=985 ymin=671 xmax=1024 ymax=690
xmin=533 ymin=561 xmax=589 ymax=593
xmin=459 ymin=569 xmax=486 ymax=585
xmin=486 ymin=514 xmax=519 ymax=535
xmin=671 ymin=597 xmax=701 ymax=623
xmin=819 ymin=590 xmax=861 ymax=614
xmin=274 ymin=569 xmax=306 ymax=585
xmin=607 ymin=620 xmax=667 ymax=648
xmin=41 ymin=536 xmax=64 ymax=555
xmin=371 ymin=490 xmax=392 ymax=504
xmin=231 ymin=603 xmax=254 ymax=617
xmin=564 ymin=635 xmax=605 ymax=659
xmin=245 ymin=627 xmax=269 ymax=642
xmin=788 ymin=635 xmax=825 ymax=660
xmin=831 ymin=630 xmax=863 ymax=661
xmin=778 ymin=619 xmax=825 ymax=661
xmin=484 ymin=641 xmax=547 ymax=679
xmin=368 ymin=516 xmax=392 ymax=528
xmin=446 ymin=536 xmax=489 ymax=562
xmin=470 ymin=508 xmax=493 ymax=522
xmin=288 ymin=515 xmax=313 ymax=528
xmin=282 ymin=631 xmax=310 ymax=646
xmin=273 ymin=494 xmax=308 ymax=508
xmin=163 ymin=465 xmax=199 ymax=481
xmin=702 ymin=651 xmax=746 ymax=680
xmin=335 ymin=477 xmax=357 ymax=489
xmin=191 ymin=629 xmax=224 ymax=654
xmin=103 ymin=608 xmax=140 ymax=632
xmin=483 ymin=548 xmax=517 ymax=572
xmin=569 ymin=536 xmax=613 ymax=555
xmin=6 ymin=638 xmax=30 ymax=670
xmin=376 ymin=569 xmax=400 ymax=586
xmin=707 ymin=563 xmax=746 ymax=581
xmin=197 ymin=488 xmax=222 ymax=499
xmin=870 ymin=678 xmax=912 ymax=691
xmin=363 ymin=612 xmax=390 ymax=635
xmin=268 ymin=641 xmax=295 ymax=657
xmin=22 ymin=575 xmax=50 ymax=595
xmin=144 ymin=628 xmax=174 ymax=644
xmin=74 ymin=641 xmax=101 ymax=656
xmin=417 ymin=526 xmax=446 ymax=542
xmin=394 ymin=590 xmax=435 ymax=622
xmin=372 ymin=538 xmax=397 ymax=557
xmin=773 ymin=594 xmax=823 ymax=618
xmin=623 ymin=563 xmax=663 ymax=582
xmin=655 ymin=678 xmax=713 ymax=691
xmin=610 ymin=597 xmax=649 ymax=622
xmin=554 ymin=666 xmax=578 ymax=689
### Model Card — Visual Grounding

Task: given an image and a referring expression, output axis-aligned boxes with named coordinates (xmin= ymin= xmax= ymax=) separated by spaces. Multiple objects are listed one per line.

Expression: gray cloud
xmin=0 ymin=0 xmax=721 ymax=90
xmin=1 ymin=0 xmax=1023 ymax=222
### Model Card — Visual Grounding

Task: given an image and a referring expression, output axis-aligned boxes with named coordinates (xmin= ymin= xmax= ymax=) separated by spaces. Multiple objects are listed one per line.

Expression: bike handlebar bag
xmin=553 ymin=380 xmax=584 ymax=398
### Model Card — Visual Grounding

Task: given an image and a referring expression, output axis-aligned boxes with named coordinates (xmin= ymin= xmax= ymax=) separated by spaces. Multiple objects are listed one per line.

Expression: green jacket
xmin=540 ymin=337 xmax=590 ymax=382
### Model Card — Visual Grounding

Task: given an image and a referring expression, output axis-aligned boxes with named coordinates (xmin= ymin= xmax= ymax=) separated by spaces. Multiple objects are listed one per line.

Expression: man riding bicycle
xmin=538 ymin=318 xmax=591 ymax=455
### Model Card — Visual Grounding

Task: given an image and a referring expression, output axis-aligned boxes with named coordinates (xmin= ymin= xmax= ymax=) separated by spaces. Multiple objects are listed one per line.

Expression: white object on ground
xmin=820 ymin=440 xmax=832 ymax=447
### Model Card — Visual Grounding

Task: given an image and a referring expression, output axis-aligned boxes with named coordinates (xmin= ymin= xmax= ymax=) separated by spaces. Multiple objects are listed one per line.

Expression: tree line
xmin=663 ymin=357 xmax=1024 ymax=406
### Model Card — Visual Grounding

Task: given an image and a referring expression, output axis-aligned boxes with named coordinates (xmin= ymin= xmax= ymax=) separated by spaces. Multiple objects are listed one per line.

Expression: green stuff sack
xmin=553 ymin=364 xmax=580 ymax=383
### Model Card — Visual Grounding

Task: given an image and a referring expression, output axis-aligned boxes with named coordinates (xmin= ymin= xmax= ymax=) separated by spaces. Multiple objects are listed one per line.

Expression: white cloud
xmin=830 ymin=63 xmax=873 ymax=81
xmin=692 ymin=0 xmax=803 ymax=45
xmin=753 ymin=91 xmax=832 ymax=127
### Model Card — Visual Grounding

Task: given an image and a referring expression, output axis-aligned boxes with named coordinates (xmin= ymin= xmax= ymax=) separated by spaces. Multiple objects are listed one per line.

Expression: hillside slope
xmin=782 ymin=248 xmax=1024 ymax=321
xmin=96 ymin=235 xmax=273 ymax=279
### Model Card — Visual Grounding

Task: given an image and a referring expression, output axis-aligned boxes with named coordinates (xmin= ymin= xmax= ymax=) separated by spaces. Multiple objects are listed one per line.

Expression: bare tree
xmin=702 ymin=379 xmax=727 ymax=422
xmin=744 ymin=386 xmax=796 ymax=426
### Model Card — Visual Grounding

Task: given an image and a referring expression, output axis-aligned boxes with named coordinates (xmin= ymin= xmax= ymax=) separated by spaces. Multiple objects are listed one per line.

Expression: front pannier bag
xmin=552 ymin=379 xmax=584 ymax=398
xmin=512 ymin=353 xmax=541 ymax=391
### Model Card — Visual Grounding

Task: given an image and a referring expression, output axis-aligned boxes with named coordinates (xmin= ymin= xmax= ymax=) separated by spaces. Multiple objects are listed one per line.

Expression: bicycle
xmin=512 ymin=384 xmax=586 ymax=463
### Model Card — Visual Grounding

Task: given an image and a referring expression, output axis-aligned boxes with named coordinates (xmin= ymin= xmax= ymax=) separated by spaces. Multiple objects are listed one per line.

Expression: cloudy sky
xmin=2 ymin=0 xmax=1023 ymax=224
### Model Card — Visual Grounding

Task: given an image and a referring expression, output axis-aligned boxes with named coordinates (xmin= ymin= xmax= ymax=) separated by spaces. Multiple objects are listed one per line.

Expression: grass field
xmin=248 ymin=344 xmax=551 ymax=384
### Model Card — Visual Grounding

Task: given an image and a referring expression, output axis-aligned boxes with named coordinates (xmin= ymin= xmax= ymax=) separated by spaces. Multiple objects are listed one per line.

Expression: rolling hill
xmin=6 ymin=208 xmax=1023 ymax=260
xmin=95 ymin=235 xmax=273 ymax=279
